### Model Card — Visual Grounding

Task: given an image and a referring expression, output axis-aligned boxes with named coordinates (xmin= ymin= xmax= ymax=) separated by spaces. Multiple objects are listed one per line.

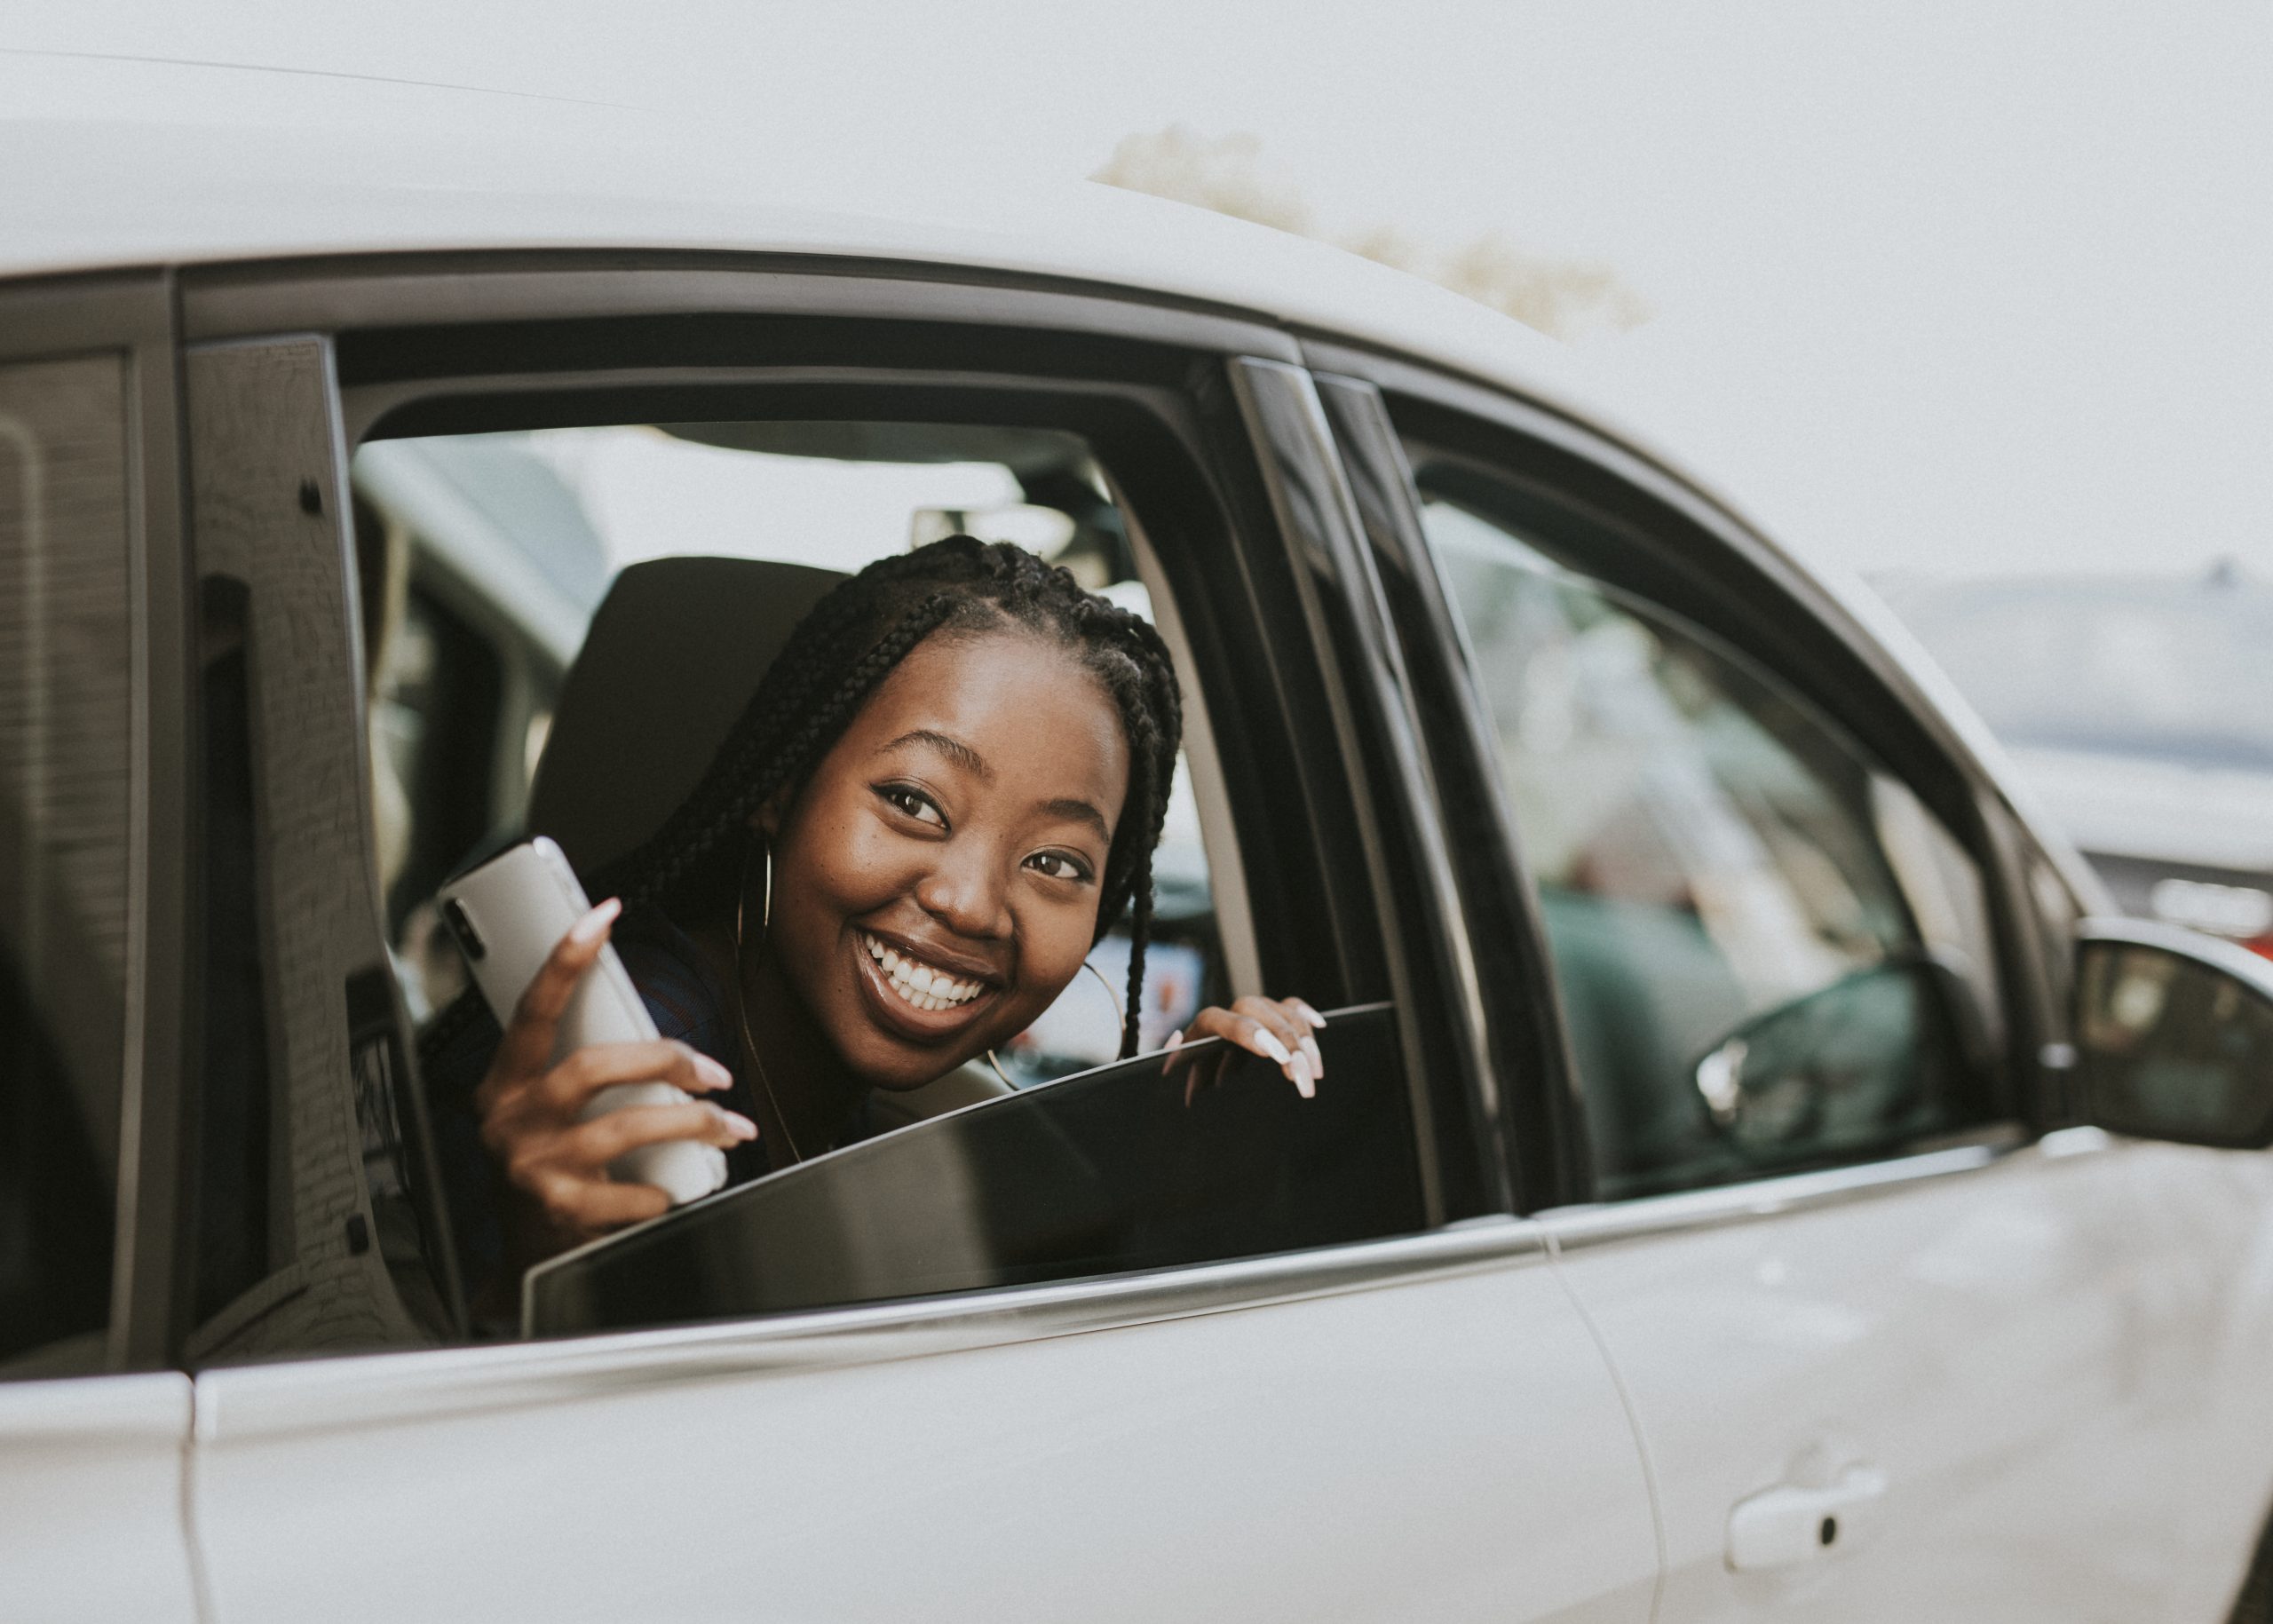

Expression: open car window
xmin=353 ymin=421 xmax=1224 ymax=1081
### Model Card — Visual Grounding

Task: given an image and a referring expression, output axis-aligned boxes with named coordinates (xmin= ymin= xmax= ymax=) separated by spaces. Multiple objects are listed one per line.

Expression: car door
xmin=1313 ymin=353 xmax=2229 ymax=1621
xmin=0 ymin=277 xmax=203 ymax=1620
xmin=171 ymin=260 xmax=1658 ymax=1622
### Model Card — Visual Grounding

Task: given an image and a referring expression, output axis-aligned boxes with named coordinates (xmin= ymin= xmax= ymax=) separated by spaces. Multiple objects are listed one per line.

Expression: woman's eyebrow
xmin=878 ymin=727 xmax=991 ymax=781
xmin=1044 ymin=798 xmax=1111 ymax=841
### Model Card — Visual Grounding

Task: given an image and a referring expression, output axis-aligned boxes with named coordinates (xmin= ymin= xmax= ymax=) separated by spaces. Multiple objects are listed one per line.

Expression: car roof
xmin=8 ymin=51 xmax=2099 ymax=897
xmin=4 ymin=52 xmax=1652 ymax=443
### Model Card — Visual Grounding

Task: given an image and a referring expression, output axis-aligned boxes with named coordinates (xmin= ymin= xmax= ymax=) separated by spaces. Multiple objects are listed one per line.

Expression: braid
xmin=423 ymin=533 xmax=1185 ymax=1072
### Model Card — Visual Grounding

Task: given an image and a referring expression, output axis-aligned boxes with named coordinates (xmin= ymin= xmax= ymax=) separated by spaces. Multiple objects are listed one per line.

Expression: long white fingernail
xmin=1294 ymin=1001 xmax=1327 ymax=1029
xmin=1300 ymin=1035 xmax=1324 ymax=1081
xmin=718 ymin=1109 xmax=758 ymax=1142
xmin=1164 ymin=1030 xmax=1184 ymax=1050
xmin=1256 ymin=1030 xmax=1292 ymax=1067
xmin=1289 ymin=1052 xmax=1315 ymax=1099
xmin=570 ymin=897 xmax=622 ymax=946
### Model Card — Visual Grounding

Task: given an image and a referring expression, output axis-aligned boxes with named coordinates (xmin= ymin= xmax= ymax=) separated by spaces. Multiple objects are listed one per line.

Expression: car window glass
xmin=1419 ymin=488 xmax=1992 ymax=1197
xmin=0 ymin=355 xmax=132 ymax=1378
xmin=531 ymin=1004 xmax=1420 ymax=1336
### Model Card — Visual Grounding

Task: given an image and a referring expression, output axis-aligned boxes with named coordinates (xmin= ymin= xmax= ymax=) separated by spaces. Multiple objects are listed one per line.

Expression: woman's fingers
xmin=493 ymin=899 xmax=622 ymax=1081
xmin=522 ymin=1165 xmax=672 ymax=1236
xmin=1182 ymin=1003 xmax=1317 ymax=1098
xmin=1227 ymin=997 xmax=1318 ymax=1097
xmin=536 ymin=1038 xmax=732 ymax=1116
xmin=563 ymin=1099 xmax=756 ymax=1168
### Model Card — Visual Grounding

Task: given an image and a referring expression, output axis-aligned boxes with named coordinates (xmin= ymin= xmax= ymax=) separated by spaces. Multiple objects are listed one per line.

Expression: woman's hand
xmin=474 ymin=899 xmax=757 ymax=1252
xmin=1163 ymin=994 xmax=1327 ymax=1106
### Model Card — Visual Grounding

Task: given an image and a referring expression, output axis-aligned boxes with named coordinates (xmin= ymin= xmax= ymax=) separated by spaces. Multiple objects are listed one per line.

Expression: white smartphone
xmin=436 ymin=836 xmax=727 ymax=1207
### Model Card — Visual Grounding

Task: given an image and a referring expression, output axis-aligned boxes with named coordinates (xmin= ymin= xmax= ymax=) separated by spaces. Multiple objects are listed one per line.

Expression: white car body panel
xmin=1548 ymin=1136 xmax=2273 ymax=1620
xmin=0 ymin=1373 xmax=202 ymax=1622
xmin=190 ymin=1233 xmax=1657 ymax=1623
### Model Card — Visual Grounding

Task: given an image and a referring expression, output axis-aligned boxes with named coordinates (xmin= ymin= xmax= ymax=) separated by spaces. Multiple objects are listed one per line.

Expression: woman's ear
xmin=754 ymin=790 xmax=788 ymax=839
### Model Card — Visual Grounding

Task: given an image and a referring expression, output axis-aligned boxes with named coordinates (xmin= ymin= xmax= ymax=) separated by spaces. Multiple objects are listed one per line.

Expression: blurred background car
xmin=1884 ymin=562 xmax=2273 ymax=960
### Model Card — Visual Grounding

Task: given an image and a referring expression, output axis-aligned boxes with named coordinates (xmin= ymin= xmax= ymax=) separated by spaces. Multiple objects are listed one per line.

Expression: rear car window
xmin=0 ymin=355 xmax=134 ymax=1378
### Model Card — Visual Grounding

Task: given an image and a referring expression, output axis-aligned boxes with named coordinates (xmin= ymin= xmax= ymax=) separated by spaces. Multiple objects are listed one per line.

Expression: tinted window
xmin=0 ymin=356 xmax=133 ymax=1376
xmin=1422 ymin=495 xmax=1992 ymax=1197
xmin=529 ymin=1005 xmax=1419 ymax=1335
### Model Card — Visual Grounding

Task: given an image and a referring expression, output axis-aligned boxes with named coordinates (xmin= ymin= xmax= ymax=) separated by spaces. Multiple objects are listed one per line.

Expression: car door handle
xmin=1725 ymin=1464 xmax=1888 ymax=1572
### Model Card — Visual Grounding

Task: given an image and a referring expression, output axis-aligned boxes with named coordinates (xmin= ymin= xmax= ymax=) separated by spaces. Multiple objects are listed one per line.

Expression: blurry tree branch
xmin=1095 ymin=125 xmax=1650 ymax=340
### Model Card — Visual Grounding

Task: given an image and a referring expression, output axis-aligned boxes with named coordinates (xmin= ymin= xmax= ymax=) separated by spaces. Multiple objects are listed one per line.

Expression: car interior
xmin=352 ymin=420 xmax=1229 ymax=1089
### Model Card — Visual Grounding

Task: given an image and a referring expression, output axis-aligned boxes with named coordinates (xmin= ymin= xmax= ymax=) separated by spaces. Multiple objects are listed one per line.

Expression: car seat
xmin=525 ymin=555 xmax=1010 ymax=1121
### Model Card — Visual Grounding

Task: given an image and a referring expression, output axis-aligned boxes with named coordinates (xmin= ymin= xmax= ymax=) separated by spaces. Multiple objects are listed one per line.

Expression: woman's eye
xmin=1026 ymin=851 xmax=1094 ymax=883
xmin=879 ymin=786 xmax=946 ymax=828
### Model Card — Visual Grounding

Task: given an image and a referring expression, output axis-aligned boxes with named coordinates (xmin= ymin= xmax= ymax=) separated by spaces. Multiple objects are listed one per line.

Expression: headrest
xmin=527 ymin=557 xmax=848 ymax=878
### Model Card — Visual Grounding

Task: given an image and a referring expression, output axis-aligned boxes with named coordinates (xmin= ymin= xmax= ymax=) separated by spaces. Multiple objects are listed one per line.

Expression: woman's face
xmin=761 ymin=627 xmax=1131 ymax=1091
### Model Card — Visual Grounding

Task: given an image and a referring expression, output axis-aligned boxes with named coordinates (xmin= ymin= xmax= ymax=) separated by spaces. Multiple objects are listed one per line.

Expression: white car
xmin=5 ymin=50 xmax=2273 ymax=1624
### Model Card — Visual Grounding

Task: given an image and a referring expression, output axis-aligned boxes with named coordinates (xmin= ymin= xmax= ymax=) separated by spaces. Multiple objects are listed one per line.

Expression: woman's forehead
xmin=858 ymin=629 xmax=1129 ymax=799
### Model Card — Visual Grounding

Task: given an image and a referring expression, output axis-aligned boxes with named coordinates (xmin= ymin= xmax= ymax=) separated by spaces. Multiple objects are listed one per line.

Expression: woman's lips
xmin=861 ymin=931 xmax=991 ymax=1009
xmin=851 ymin=931 xmax=997 ymax=1041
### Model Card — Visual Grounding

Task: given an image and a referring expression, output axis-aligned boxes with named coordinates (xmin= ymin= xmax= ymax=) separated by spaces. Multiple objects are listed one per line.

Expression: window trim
xmin=194 ymin=1212 xmax=1548 ymax=1440
xmin=1312 ymin=375 xmax=1589 ymax=1213
xmin=0 ymin=273 xmax=194 ymax=1374
xmin=1228 ymin=359 xmax=1509 ymax=1224
xmin=179 ymin=251 xmax=1303 ymax=363
xmin=153 ymin=254 xmax=1516 ymax=1362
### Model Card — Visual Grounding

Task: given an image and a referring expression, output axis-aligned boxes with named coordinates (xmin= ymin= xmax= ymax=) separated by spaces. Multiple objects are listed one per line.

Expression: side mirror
xmin=2075 ymin=918 xmax=2273 ymax=1150
xmin=1691 ymin=958 xmax=1965 ymax=1161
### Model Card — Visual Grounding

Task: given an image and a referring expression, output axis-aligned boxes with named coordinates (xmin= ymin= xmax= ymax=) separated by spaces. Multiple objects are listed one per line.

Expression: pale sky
xmin=16 ymin=0 xmax=2271 ymax=581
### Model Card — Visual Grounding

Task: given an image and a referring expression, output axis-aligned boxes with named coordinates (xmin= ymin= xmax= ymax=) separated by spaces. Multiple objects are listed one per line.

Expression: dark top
xmin=424 ymin=904 xmax=864 ymax=1306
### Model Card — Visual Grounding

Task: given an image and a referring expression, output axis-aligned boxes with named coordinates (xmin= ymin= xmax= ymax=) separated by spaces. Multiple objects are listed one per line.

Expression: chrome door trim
xmin=1538 ymin=1129 xmax=2072 ymax=1254
xmin=194 ymin=1217 xmax=1546 ymax=1442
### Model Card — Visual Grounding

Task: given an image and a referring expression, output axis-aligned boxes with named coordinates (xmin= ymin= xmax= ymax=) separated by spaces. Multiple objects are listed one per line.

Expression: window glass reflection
xmin=1422 ymin=492 xmax=1984 ymax=1194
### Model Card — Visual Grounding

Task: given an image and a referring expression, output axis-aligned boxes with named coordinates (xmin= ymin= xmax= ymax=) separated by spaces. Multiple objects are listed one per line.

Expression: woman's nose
xmin=912 ymin=847 xmax=1010 ymax=939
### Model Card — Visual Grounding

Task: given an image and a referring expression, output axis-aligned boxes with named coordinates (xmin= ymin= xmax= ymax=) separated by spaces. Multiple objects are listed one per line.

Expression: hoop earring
xmin=984 ymin=956 xmax=1130 ymax=1089
xmin=733 ymin=830 xmax=801 ymax=1163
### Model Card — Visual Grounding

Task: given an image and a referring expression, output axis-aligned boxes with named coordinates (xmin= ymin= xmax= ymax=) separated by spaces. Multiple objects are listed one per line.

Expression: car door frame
xmin=164 ymin=248 xmax=1532 ymax=1356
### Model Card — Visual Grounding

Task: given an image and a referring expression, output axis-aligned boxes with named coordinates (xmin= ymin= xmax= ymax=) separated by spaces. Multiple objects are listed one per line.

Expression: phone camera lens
xmin=442 ymin=899 xmax=486 ymax=961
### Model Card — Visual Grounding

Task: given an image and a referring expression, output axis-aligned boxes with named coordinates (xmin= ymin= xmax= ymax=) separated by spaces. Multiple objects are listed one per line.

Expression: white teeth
xmin=863 ymin=934 xmax=985 ymax=1011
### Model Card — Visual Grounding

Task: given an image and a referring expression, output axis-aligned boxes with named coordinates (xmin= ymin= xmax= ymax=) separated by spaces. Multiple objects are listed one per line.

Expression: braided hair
xmin=443 ymin=535 xmax=1183 ymax=1065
